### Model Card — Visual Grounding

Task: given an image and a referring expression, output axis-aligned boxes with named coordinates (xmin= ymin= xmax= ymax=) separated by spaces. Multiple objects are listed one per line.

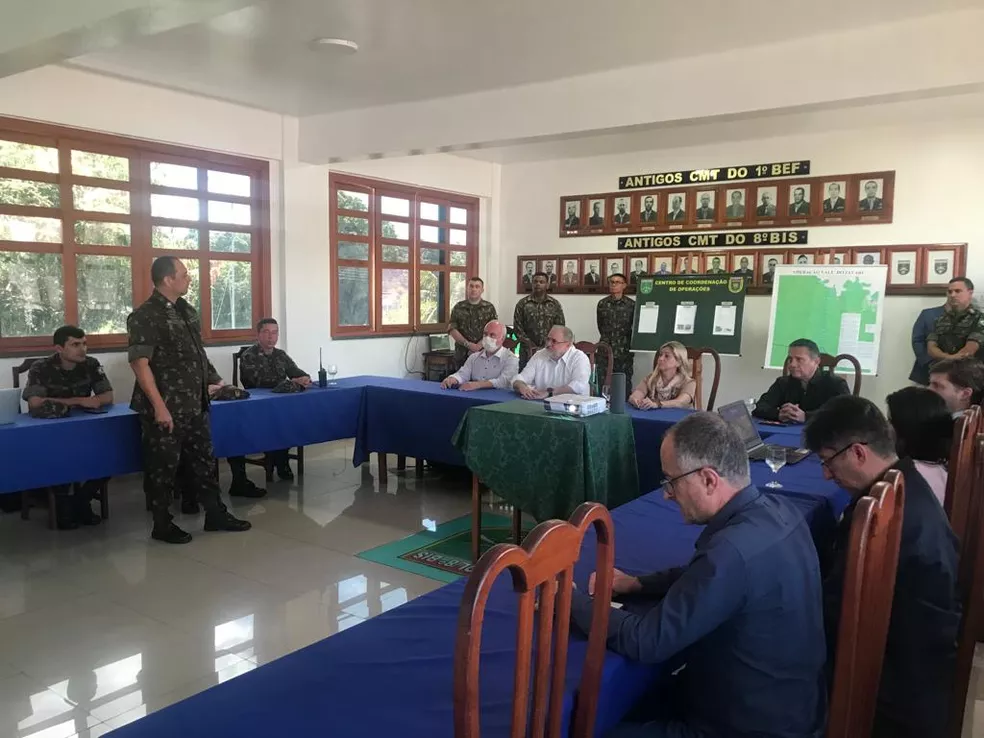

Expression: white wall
xmin=497 ymin=112 xmax=984 ymax=408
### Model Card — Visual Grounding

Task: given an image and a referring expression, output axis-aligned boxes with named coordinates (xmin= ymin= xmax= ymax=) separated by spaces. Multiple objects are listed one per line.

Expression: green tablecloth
xmin=452 ymin=400 xmax=639 ymax=521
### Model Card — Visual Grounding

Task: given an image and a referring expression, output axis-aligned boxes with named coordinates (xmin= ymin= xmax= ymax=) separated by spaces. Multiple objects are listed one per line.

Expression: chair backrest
xmin=782 ymin=352 xmax=862 ymax=396
xmin=11 ymin=357 xmax=42 ymax=389
xmin=574 ymin=341 xmax=613 ymax=394
xmin=827 ymin=471 xmax=904 ymax=738
xmin=231 ymin=345 xmax=252 ymax=388
xmin=454 ymin=502 xmax=615 ymax=738
xmin=653 ymin=346 xmax=721 ymax=410
xmin=944 ymin=405 xmax=981 ymax=543
xmin=948 ymin=433 xmax=984 ymax=737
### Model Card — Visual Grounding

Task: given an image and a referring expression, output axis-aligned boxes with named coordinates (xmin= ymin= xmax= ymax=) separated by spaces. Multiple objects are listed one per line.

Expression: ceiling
xmin=56 ymin=0 xmax=982 ymax=116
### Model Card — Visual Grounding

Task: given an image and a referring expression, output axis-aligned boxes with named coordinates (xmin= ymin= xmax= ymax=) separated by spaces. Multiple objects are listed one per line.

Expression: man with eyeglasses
xmin=804 ymin=395 xmax=959 ymax=738
xmin=570 ymin=413 xmax=826 ymax=737
xmin=512 ymin=325 xmax=590 ymax=400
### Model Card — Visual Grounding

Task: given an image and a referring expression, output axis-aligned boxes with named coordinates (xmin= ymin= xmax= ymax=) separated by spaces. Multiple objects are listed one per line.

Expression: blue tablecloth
xmin=107 ymin=464 xmax=841 ymax=738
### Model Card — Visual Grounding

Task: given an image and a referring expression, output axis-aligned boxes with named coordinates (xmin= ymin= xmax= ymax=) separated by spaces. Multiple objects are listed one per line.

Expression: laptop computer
xmin=0 ymin=388 xmax=21 ymax=426
xmin=717 ymin=400 xmax=811 ymax=464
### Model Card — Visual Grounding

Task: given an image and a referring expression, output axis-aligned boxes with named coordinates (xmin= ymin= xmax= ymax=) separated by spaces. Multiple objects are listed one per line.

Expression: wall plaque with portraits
xmin=558 ymin=171 xmax=894 ymax=238
xmin=516 ymin=243 xmax=965 ymax=297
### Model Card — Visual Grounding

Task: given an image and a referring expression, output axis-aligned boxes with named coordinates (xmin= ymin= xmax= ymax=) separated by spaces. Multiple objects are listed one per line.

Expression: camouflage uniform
xmin=230 ymin=344 xmax=309 ymax=475
xmin=928 ymin=307 xmax=984 ymax=356
xmin=596 ymin=295 xmax=637 ymax=391
xmin=447 ymin=299 xmax=498 ymax=368
xmin=513 ymin=294 xmax=565 ymax=368
xmin=127 ymin=290 xmax=228 ymax=527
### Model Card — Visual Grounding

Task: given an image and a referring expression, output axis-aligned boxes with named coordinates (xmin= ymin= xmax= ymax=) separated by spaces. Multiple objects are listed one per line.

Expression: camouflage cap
xmin=270 ymin=378 xmax=306 ymax=394
xmin=29 ymin=400 xmax=71 ymax=419
xmin=211 ymin=386 xmax=250 ymax=401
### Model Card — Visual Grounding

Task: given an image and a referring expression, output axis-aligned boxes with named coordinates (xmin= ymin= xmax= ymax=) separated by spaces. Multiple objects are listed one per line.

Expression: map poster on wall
xmin=764 ymin=265 xmax=887 ymax=376
xmin=619 ymin=160 xmax=810 ymax=190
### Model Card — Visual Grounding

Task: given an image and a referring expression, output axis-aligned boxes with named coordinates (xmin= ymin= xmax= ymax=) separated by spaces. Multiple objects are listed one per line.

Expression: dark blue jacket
xmin=571 ymin=486 xmax=826 ymax=737
xmin=909 ymin=305 xmax=946 ymax=384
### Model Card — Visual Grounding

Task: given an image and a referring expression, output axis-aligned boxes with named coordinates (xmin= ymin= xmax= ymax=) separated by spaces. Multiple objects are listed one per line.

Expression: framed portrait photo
xmin=587 ymin=198 xmax=606 ymax=228
xmin=605 ymin=257 xmax=625 ymax=279
xmin=651 ymin=254 xmax=673 ymax=275
xmin=925 ymin=249 xmax=956 ymax=285
xmin=817 ymin=251 xmax=849 ymax=265
xmin=518 ymin=258 xmax=537 ymax=291
xmin=858 ymin=178 xmax=885 ymax=213
xmin=675 ymin=254 xmax=698 ymax=274
xmin=695 ymin=190 xmax=717 ymax=221
xmin=889 ymin=250 xmax=918 ymax=286
xmin=787 ymin=184 xmax=812 ymax=218
xmin=639 ymin=193 xmax=659 ymax=223
xmin=854 ymin=250 xmax=883 ymax=266
xmin=540 ymin=259 xmax=559 ymax=288
xmin=704 ymin=253 xmax=728 ymax=274
xmin=562 ymin=200 xmax=582 ymax=230
xmin=613 ymin=197 xmax=632 ymax=225
xmin=792 ymin=252 xmax=815 ymax=266
xmin=724 ymin=188 xmax=747 ymax=219
xmin=754 ymin=186 xmax=778 ymax=218
xmin=583 ymin=258 xmax=603 ymax=286
xmin=761 ymin=253 xmax=784 ymax=286
xmin=628 ymin=256 xmax=648 ymax=287
xmin=731 ymin=252 xmax=755 ymax=276
xmin=665 ymin=192 xmax=687 ymax=223
xmin=822 ymin=180 xmax=848 ymax=214
xmin=560 ymin=257 xmax=581 ymax=287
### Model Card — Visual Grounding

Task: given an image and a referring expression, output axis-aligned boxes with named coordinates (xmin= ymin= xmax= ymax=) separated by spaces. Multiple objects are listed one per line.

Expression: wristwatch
xmin=547 ymin=388 xmax=554 ymax=397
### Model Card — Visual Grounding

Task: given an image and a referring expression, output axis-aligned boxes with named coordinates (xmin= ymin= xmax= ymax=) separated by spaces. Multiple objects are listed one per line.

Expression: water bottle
xmin=588 ymin=365 xmax=598 ymax=397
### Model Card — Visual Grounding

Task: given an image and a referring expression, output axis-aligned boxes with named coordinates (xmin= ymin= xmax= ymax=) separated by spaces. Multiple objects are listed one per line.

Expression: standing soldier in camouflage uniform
xmin=447 ymin=277 xmax=498 ymax=369
xmin=22 ymin=325 xmax=113 ymax=528
xmin=513 ymin=272 xmax=566 ymax=368
xmin=928 ymin=277 xmax=984 ymax=363
xmin=227 ymin=317 xmax=310 ymax=490
xmin=128 ymin=256 xmax=250 ymax=544
xmin=596 ymin=272 xmax=636 ymax=393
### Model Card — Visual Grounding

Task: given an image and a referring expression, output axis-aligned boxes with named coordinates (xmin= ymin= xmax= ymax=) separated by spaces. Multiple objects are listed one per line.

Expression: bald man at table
xmin=440 ymin=320 xmax=518 ymax=391
xmin=512 ymin=325 xmax=591 ymax=400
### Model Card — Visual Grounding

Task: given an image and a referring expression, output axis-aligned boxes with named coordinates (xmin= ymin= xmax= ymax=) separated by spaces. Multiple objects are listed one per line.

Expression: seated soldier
xmin=512 ymin=325 xmax=590 ymax=399
xmin=22 ymin=325 xmax=113 ymax=529
xmin=440 ymin=320 xmax=518 ymax=391
xmin=226 ymin=318 xmax=310 ymax=495
xmin=753 ymin=338 xmax=849 ymax=423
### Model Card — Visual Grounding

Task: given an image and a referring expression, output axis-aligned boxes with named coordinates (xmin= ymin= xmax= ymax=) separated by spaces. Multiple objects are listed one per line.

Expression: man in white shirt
xmin=441 ymin=321 xmax=518 ymax=391
xmin=513 ymin=325 xmax=591 ymax=399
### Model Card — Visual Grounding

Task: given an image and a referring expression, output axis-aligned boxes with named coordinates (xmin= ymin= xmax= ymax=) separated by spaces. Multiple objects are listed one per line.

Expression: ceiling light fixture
xmin=312 ymin=37 xmax=359 ymax=53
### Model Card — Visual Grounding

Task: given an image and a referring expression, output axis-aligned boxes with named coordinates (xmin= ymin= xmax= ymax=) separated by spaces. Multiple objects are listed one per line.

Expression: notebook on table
xmin=717 ymin=400 xmax=810 ymax=464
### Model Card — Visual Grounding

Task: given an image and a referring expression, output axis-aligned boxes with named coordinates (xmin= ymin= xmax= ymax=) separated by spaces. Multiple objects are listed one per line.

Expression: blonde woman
xmin=629 ymin=341 xmax=696 ymax=409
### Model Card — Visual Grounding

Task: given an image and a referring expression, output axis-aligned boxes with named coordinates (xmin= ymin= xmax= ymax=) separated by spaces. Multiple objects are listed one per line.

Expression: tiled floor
xmin=1 ymin=441 xmax=982 ymax=738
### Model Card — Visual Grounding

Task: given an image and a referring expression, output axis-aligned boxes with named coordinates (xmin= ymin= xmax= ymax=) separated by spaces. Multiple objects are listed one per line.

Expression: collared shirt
xmin=928 ymin=305 xmax=984 ymax=355
xmin=821 ymin=458 xmax=960 ymax=737
xmin=447 ymin=299 xmax=498 ymax=366
xmin=239 ymin=344 xmax=307 ymax=389
xmin=570 ymin=486 xmax=826 ymax=737
xmin=752 ymin=369 xmax=849 ymax=422
xmin=127 ymin=290 xmax=221 ymax=418
xmin=22 ymin=354 xmax=112 ymax=401
xmin=449 ymin=346 xmax=518 ymax=389
xmin=515 ymin=346 xmax=590 ymax=395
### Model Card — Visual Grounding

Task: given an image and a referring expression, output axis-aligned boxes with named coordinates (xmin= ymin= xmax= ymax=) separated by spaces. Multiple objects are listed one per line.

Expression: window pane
xmin=420 ymin=202 xmax=440 ymax=221
xmin=207 ymin=171 xmax=250 ymax=197
xmin=0 ymin=252 xmax=64 ymax=337
xmin=151 ymin=162 xmax=198 ymax=189
xmin=210 ymin=260 xmax=252 ymax=330
xmin=183 ymin=258 xmax=200 ymax=310
xmin=381 ymin=244 xmax=408 ymax=263
xmin=152 ymin=226 xmax=199 ymax=250
xmin=450 ymin=251 xmax=467 ymax=267
xmin=71 ymin=151 xmax=129 ymax=181
xmin=209 ymin=230 xmax=251 ymax=253
xmin=73 ymin=185 xmax=130 ymax=214
xmin=0 ymin=214 xmax=61 ymax=242
xmin=337 ymin=190 xmax=369 ymax=212
xmin=0 ymin=140 xmax=58 ymax=173
xmin=338 ymin=215 xmax=368 ymax=236
xmin=77 ymin=255 xmax=132 ymax=334
xmin=380 ymin=196 xmax=410 ymax=217
xmin=450 ymin=207 xmax=467 ymax=225
xmin=0 ymin=177 xmax=59 ymax=207
xmin=419 ymin=270 xmax=446 ymax=325
xmin=420 ymin=225 xmax=447 ymax=244
xmin=338 ymin=241 xmax=369 ymax=260
xmin=152 ymin=194 xmax=199 ymax=220
xmin=450 ymin=228 xmax=467 ymax=246
xmin=338 ymin=265 xmax=369 ymax=326
xmin=76 ymin=221 xmax=130 ymax=246
xmin=381 ymin=269 xmax=410 ymax=325
xmin=450 ymin=272 xmax=467 ymax=305
xmin=420 ymin=247 xmax=443 ymax=265
xmin=208 ymin=200 xmax=251 ymax=226
xmin=381 ymin=220 xmax=409 ymax=240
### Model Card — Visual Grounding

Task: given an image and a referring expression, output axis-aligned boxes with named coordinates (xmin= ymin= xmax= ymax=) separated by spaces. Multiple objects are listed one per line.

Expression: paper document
xmin=638 ymin=303 xmax=660 ymax=333
xmin=674 ymin=304 xmax=697 ymax=335
xmin=713 ymin=304 xmax=737 ymax=336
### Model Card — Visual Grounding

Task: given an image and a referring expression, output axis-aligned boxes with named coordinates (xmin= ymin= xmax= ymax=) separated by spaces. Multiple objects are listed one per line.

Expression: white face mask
xmin=482 ymin=336 xmax=499 ymax=352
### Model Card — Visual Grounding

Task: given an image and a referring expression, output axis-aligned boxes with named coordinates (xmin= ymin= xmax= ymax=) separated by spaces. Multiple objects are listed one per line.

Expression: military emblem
xmin=897 ymin=261 xmax=910 ymax=276
xmin=728 ymin=276 xmax=745 ymax=294
xmin=934 ymin=260 xmax=949 ymax=275
xmin=640 ymin=279 xmax=654 ymax=295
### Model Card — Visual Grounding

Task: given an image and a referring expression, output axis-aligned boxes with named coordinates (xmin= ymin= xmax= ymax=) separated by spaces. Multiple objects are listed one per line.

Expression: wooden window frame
xmin=329 ymin=172 xmax=479 ymax=338
xmin=0 ymin=116 xmax=271 ymax=355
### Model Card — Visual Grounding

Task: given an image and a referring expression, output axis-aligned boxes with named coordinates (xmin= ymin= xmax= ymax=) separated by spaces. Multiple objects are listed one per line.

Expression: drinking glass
xmin=327 ymin=364 xmax=338 ymax=386
xmin=765 ymin=446 xmax=786 ymax=489
xmin=601 ymin=384 xmax=611 ymax=407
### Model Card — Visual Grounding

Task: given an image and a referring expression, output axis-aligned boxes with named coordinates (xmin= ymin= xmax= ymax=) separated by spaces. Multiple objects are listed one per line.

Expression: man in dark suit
xmin=563 ymin=203 xmax=580 ymax=229
xmin=733 ymin=255 xmax=754 ymax=277
xmin=756 ymin=192 xmax=776 ymax=217
xmin=614 ymin=200 xmax=630 ymax=224
xmin=629 ymin=259 xmax=646 ymax=286
xmin=666 ymin=195 xmax=685 ymax=222
xmin=706 ymin=256 xmax=726 ymax=274
xmin=640 ymin=196 xmax=658 ymax=222
xmin=725 ymin=190 xmax=745 ymax=218
xmin=543 ymin=262 xmax=557 ymax=288
xmin=909 ymin=304 xmax=947 ymax=385
xmin=823 ymin=183 xmax=846 ymax=213
xmin=589 ymin=201 xmax=604 ymax=226
xmin=788 ymin=186 xmax=810 ymax=216
xmin=584 ymin=264 xmax=600 ymax=285
xmin=521 ymin=262 xmax=535 ymax=288
xmin=695 ymin=193 xmax=715 ymax=220
xmin=859 ymin=180 xmax=884 ymax=211
xmin=762 ymin=258 xmax=779 ymax=285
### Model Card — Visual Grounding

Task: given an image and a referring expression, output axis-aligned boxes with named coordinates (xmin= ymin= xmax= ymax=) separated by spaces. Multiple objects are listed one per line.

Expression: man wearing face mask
xmin=512 ymin=325 xmax=590 ymax=399
xmin=440 ymin=320 xmax=518 ymax=391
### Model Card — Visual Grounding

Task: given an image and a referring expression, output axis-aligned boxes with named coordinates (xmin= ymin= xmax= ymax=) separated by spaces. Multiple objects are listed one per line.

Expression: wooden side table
xmin=422 ymin=351 xmax=456 ymax=382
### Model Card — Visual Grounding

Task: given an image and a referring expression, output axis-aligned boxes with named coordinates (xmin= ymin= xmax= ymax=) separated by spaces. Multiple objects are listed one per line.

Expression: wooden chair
xmin=948 ymin=433 xmax=984 ymax=737
xmin=231 ymin=346 xmax=305 ymax=482
xmin=12 ymin=357 xmax=110 ymax=527
xmin=827 ymin=471 xmax=904 ymax=738
xmin=783 ymin=352 xmax=862 ymax=396
xmin=651 ymin=346 xmax=721 ymax=410
xmin=943 ymin=405 xmax=981 ymax=543
xmin=454 ymin=502 xmax=614 ymax=738
xmin=575 ymin=341 xmax=613 ymax=394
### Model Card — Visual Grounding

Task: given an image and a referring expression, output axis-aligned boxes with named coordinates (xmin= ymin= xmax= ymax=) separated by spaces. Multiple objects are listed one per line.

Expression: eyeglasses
xmin=660 ymin=467 xmax=706 ymax=495
xmin=818 ymin=442 xmax=867 ymax=469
